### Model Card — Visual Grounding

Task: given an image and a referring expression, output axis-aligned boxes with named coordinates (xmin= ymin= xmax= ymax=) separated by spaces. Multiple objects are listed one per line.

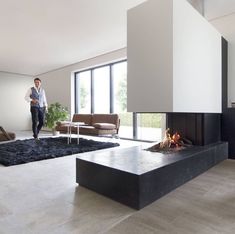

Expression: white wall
xmin=173 ymin=0 xmax=222 ymax=113
xmin=0 ymin=72 xmax=33 ymax=131
xmin=127 ymin=0 xmax=222 ymax=113
xmin=127 ymin=0 xmax=173 ymax=112
xmin=37 ymin=48 xmax=126 ymax=117
xmin=209 ymin=13 xmax=235 ymax=107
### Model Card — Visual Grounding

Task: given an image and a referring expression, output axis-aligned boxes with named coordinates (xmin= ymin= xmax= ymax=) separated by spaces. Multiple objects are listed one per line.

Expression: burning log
xmin=160 ymin=128 xmax=171 ymax=148
xmin=146 ymin=128 xmax=192 ymax=153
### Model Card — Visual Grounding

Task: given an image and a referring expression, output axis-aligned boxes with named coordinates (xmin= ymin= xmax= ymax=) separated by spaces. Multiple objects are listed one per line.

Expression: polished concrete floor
xmin=0 ymin=131 xmax=235 ymax=234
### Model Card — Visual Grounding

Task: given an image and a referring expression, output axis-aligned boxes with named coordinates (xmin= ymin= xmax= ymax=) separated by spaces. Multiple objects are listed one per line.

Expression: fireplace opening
xmin=146 ymin=128 xmax=193 ymax=153
xmin=145 ymin=113 xmax=221 ymax=153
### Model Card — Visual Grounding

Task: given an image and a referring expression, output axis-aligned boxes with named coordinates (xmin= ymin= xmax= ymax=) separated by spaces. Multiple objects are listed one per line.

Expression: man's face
xmin=34 ymin=80 xmax=41 ymax=88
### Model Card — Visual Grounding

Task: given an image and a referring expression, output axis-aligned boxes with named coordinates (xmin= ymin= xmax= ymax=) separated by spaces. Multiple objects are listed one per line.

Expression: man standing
xmin=25 ymin=78 xmax=48 ymax=140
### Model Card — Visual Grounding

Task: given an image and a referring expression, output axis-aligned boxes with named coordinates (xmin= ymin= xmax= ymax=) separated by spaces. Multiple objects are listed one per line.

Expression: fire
xmin=160 ymin=128 xmax=181 ymax=149
xmin=172 ymin=132 xmax=180 ymax=146
xmin=146 ymin=128 xmax=192 ymax=152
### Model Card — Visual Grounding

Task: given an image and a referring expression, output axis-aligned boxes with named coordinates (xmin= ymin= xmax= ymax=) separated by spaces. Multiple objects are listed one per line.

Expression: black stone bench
xmin=76 ymin=142 xmax=228 ymax=209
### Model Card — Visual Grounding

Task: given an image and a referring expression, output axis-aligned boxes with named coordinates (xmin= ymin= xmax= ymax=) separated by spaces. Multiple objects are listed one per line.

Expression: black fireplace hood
xmin=166 ymin=113 xmax=221 ymax=146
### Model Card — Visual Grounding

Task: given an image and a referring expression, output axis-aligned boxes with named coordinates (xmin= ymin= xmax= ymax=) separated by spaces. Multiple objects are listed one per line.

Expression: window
xmin=136 ymin=113 xmax=164 ymax=142
xmin=93 ymin=66 xmax=110 ymax=114
xmin=75 ymin=71 xmax=91 ymax=113
xmin=75 ymin=60 xmax=165 ymax=141
xmin=112 ymin=62 xmax=133 ymax=138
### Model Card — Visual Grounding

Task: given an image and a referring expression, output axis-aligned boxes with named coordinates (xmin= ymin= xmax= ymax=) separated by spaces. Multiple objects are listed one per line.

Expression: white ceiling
xmin=0 ymin=0 xmax=146 ymax=76
xmin=204 ymin=0 xmax=235 ymax=20
xmin=1 ymin=0 xmax=235 ymax=76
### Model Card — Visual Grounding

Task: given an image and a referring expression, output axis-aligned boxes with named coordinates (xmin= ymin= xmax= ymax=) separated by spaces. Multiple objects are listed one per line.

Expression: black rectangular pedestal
xmin=76 ymin=142 xmax=228 ymax=210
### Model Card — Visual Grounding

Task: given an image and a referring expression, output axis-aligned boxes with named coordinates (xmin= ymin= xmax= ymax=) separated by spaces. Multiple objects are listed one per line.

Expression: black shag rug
xmin=0 ymin=137 xmax=119 ymax=166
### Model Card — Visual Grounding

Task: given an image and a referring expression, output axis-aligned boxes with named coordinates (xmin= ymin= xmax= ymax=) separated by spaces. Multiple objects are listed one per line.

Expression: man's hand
xmin=31 ymin=99 xmax=38 ymax=104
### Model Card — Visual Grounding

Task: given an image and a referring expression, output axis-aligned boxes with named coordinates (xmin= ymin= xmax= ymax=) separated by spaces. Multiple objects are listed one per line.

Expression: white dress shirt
xmin=25 ymin=86 xmax=48 ymax=108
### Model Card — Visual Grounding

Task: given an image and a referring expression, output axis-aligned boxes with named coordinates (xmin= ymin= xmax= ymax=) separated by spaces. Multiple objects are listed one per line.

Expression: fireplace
xmin=146 ymin=113 xmax=221 ymax=153
xmin=76 ymin=35 xmax=229 ymax=207
xmin=166 ymin=113 xmax=221 ymax=146
xmin=146 ymin=127 xmax=193 ymax=153
xmin=76 ymin=95 xmax=228 ymax=211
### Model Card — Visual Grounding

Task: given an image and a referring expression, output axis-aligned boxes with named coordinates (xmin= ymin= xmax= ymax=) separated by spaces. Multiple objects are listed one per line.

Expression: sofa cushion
xmin=93 ymin=123 xmax=116 ymax=130
xmin=72 ymin=114 xmax=92 ymax=125
xmin=79 ymin=126 xmax=97 ymax=135
xmin=92 ymin=114 xmax=119 ymax=126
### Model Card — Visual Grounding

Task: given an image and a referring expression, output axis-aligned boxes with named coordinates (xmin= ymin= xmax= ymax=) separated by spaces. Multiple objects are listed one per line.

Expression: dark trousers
xmin=30 ymin=106 xmax=45 ymax=138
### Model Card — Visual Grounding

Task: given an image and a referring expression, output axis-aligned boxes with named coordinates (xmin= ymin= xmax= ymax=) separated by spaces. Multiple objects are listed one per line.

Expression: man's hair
xmin=34 ymin=78 xmax=41 ymax=82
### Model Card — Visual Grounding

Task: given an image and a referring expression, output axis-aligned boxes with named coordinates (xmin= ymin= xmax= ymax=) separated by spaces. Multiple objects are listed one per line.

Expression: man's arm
xmin=42 ymin=89 xmax=48 ymax=109
xmin=25 ymin=88 xmax=38 ymax=104
xmin=25 ymin=88 xmax=32 ymax=102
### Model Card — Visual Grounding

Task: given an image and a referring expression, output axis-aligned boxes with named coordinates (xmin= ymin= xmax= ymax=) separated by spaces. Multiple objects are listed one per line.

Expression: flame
xmin=160 ymin=129 xmax=181 ymax=149
xmin=172 ymin=132 xmax=180 ymax=144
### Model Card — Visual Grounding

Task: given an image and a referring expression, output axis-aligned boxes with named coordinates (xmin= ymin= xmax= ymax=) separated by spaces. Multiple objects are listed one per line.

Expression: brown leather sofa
xmin=55 ymin=114 xmax=120 ymax=136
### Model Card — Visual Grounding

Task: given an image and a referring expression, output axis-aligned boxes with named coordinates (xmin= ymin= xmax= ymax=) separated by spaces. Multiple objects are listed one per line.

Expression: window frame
xmin=75 ymin=59 xmax=127 ymax=114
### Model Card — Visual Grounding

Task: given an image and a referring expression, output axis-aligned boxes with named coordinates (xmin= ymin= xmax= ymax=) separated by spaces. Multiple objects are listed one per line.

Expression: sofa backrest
xmin=72 ymin=114 xmax=120 ymax=129
xmin=72 ymin=114 xmax=92 ymax=125
xmin=92 ymin=114 xmax=119 ymax=127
